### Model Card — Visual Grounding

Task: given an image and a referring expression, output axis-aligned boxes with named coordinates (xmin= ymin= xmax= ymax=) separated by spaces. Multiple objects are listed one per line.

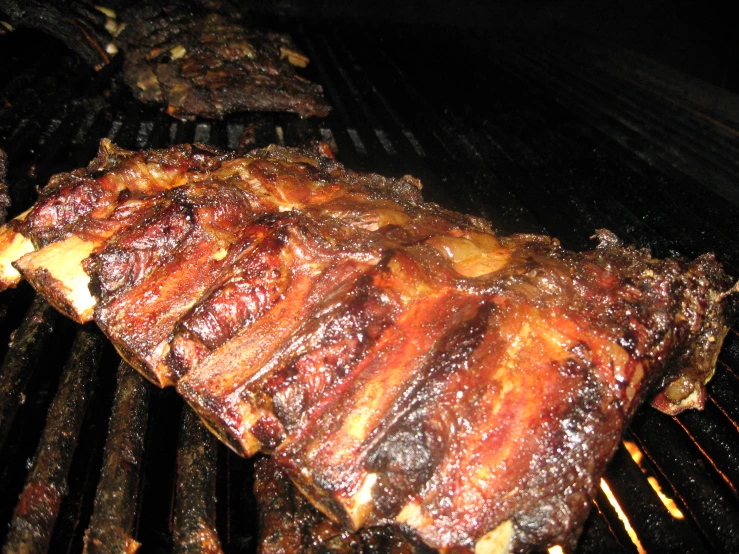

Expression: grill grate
xmin=1 ymin=19 xmax=738 ymax=554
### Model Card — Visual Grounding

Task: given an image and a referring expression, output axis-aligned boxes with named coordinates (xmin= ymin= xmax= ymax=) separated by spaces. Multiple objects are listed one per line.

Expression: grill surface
xmin=1 ymin=17 xmax=739 ymax=554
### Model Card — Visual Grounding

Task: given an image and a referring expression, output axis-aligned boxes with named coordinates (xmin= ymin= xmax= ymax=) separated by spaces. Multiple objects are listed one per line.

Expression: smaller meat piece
xmin=254 ymin=456 xmax=433 ymax=554
xmin=0 ymin=148 xmax=9 ymax=223
xmin=117 ymin=4 xmax=331 ymax=119
xmin=0 ymin=0 xmax=114 ymax=69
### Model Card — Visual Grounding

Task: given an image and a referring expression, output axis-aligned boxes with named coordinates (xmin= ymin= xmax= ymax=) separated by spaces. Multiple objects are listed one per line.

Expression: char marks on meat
xmin=254 ymin=456 xmax=434 ymax=554
xmin=0 ymin=140 xmax=735 ymax=553
xmin=116 ymin=2 xmax=331 ymax=119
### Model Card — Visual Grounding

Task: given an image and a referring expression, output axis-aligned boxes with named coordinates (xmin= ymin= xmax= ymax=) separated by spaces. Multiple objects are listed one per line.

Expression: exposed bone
xmin=0 ymin=210 xmax=35 ymax=290
xmin=13 ymin=236 xmax=98 ymax=323
xmin=474 ymin=521 xmax=514 ymax=554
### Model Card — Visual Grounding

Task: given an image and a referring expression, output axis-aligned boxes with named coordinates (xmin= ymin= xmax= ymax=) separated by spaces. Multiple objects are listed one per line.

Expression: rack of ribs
xmin=0 ymin=140 xmax=735 ymax=553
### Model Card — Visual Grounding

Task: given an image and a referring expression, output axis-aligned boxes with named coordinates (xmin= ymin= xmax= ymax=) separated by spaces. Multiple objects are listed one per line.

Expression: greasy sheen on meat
xmin=0 ymin=140 xmax=735 ymax=553
xmin=116 ymin=2 xmax=331 ymax=119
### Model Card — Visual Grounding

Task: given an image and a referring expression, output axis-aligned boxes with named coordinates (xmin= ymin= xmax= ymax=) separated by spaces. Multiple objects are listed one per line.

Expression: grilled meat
xmin=0 ymin=0 xmax=330 ymax=119
xmin=116 ymin=3 xmax=331 ymax=119
xmin=0 ymin=0 xmax=113 ymax=69
xmin=254 ymin=456 xmax=433 ymax=554
xmin=0 ymin=141 xmax=735 ymax=553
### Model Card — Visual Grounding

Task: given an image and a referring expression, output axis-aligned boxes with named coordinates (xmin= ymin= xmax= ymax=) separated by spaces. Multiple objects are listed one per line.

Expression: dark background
xmin=245 ymin=0 xmax=738 ymax=94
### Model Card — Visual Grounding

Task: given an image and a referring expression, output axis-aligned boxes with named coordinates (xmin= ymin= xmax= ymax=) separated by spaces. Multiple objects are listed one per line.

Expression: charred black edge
xmin=650 ymin=254 xmax=738 ymax=415
xmin=0 ymin=1 xmax=111 ymax=69
xmin=0 ymin=295 xmax=58 ymax=450
xmin=177 ymin=385 xmax=251 ymax=458
xmin=83 ymin=362 xmax=150 ymax=554
xmin=363 ymin=301 xmax=494 ymax=520
xmin=173 ymin=407 xmax=223 ymax=553
xmin=4 ymin=325 xmax=104 ymax=552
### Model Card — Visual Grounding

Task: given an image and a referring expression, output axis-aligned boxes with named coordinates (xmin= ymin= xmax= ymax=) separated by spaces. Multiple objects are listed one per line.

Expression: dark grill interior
xmin=1 ymin=15 xmax=739 ymax=554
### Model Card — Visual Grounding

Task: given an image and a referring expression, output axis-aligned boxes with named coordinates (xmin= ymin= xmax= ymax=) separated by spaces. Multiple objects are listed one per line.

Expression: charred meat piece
xmin=116 ymin=3 xmax=330 ymax=119
xmin=0 ymin=141 xmax=736 ymax=553
xmin=254 ymin=456 xmax=434 ymax=554
xmin=0 ymin=0 xmax=114 ymax=69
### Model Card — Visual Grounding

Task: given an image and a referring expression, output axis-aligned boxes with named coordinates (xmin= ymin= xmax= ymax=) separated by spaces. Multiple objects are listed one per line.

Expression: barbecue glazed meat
xmin=254 ymin=456 xmax=433 ymax=554
xmin=0 ymin=141 xmax=735 ymax=553
xmin=116 ymin=3 xmax=331 ymax=119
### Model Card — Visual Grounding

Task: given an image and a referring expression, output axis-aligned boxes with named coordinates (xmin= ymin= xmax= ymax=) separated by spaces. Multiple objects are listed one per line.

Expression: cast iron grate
xmin=1 ymin=19 xmax=738 ymax=553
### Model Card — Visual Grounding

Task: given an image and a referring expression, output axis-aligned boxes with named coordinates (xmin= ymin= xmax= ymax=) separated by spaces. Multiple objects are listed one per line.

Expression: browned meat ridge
xmin=0 ymin=139 xmax=735 ymax=553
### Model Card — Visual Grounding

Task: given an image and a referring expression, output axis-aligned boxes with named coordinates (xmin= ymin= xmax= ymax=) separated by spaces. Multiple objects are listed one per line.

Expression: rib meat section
xmin=0 ymin=141 xmax=735 ymax=553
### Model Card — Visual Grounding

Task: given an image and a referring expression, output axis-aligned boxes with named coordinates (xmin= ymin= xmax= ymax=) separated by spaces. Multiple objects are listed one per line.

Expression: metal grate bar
xmin=505 ymin=40 xmax=739 ymax=208
xmin=2 ymin=325 xmax=104 ymax=553
xmin=0 ymin=296 xmax=59 ymax=451
xmin=604 ymin=443 xmax=709 ymax=553
xmin=528 ymin=30 xmax=739 ymax=157
xmin=677 ymin=404 xmax=739 ymax=497
xmin=631 ymin=411 xmax=739 ymax=552
xmin=173 ymin=407 xmax=222 ymax=553
xmin=84 ymin=362 xmax=150 ymax=553
xmin=329 ymin=25 xmax=547 ymax=232
xmin=706 ymin=361 xmax=739 ymax=427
